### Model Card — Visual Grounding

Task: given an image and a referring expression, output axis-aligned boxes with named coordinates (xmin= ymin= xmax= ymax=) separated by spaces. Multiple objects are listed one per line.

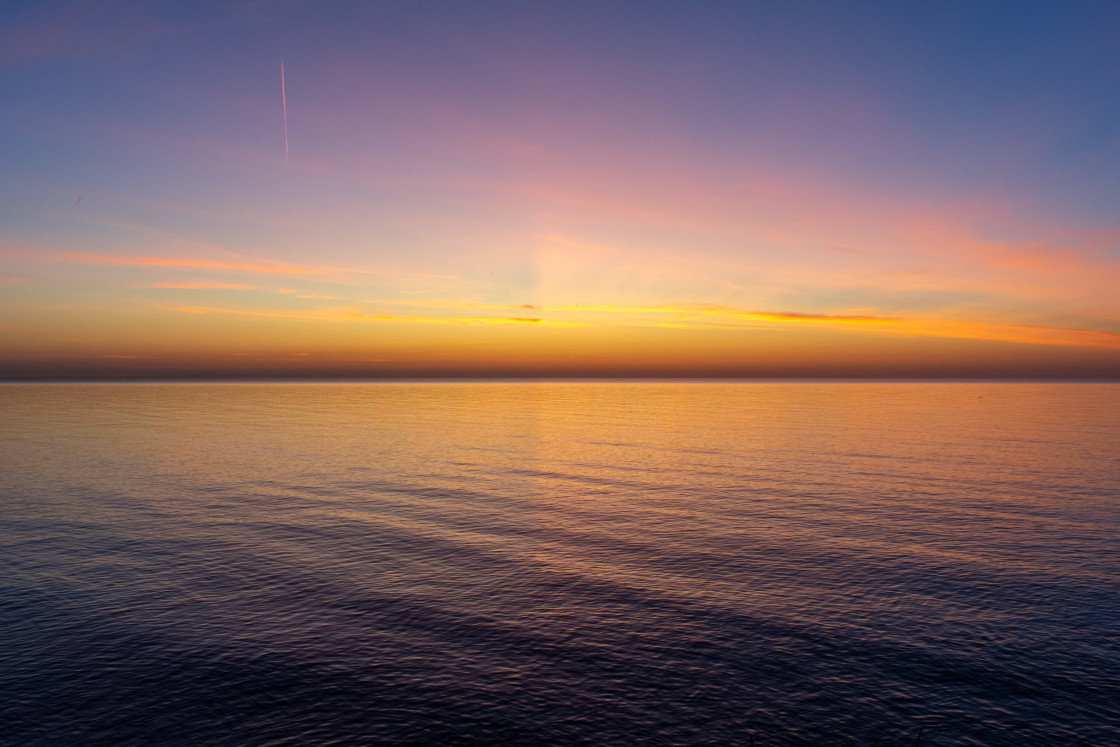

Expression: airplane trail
xmin=281 ymin=60 xmax=288 ymax=164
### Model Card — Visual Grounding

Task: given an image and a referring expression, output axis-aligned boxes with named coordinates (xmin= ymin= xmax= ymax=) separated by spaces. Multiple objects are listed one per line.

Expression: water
xmin=1 ymin=381 xmax=1118 ymax=746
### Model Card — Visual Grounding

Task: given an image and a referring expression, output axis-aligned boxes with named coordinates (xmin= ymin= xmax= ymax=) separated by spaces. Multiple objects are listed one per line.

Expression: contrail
xmin=281 ymin=60 xmax=289 ymax=164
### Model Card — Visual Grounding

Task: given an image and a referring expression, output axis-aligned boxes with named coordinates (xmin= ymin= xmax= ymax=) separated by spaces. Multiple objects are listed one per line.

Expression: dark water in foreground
xmin=1 ymin=382 xmax=1118 ymax=746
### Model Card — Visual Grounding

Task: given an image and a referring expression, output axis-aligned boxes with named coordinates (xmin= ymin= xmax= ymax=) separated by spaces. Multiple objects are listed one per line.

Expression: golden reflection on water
xmin=2 ymin=381 xmax=1119 ymax=744
xmin=5 ymin=381 xmax=1115 ymax=576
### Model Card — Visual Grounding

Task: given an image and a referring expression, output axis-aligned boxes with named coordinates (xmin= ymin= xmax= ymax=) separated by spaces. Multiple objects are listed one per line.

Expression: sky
xmin=3 ymin=0 xmax=1120 ymax=378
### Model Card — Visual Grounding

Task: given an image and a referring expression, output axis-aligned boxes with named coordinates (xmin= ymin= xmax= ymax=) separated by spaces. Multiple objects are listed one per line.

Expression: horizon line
xmin=3 ymin=374 xmax=1118 ymax=384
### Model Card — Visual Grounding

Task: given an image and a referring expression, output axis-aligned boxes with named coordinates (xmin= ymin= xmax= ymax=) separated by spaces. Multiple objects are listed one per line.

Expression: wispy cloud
xmin=174 ymin=306 xmax=322 ymax=319
xmin=630 ymin=305 xmax=1120 ymax=349
xmin=171 ymin=305 xmax=584 ymax=326
xmin=537 ymin=304 xmax=897 ymax=324
xmin=162 ymin=297 xmax=1120 ymax=349
xmin=347 ymin=313 xmax=573 ymax=325
xmin=56 ymin=251 xmax=322 ymax=275
xmin=150 ymin=282 xmax=254 ymax=289
xmin=2 ymin=247 xmax=459 ymax=284
xmin=895 ymin=320 xmax=1120 ymax=350
xmin=277 ymin=289 xmax=340 ymax=299
xmin=359 ymin=300 xmax=897 ymax=324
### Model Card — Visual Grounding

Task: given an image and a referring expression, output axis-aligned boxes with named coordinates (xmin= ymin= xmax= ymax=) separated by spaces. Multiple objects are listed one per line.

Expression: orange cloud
xmin=647 ymin=309 xmax=1120 ymax=350
xmin=163 ymin=297 xmax=1120 ymax=350
xmin=898 ymin=319 xmax=1120 ymax=350
xmin=172 ymin=305 xmax=582 ymax=326
xmin=538 ymin=303 xmax=898 ymax=324
xmin=151 ymin=282 xmax=253 ymax=289
xmin=345 ymin=313 xmax=575 ymax=326
xmin=357 ymin=300 xmax=895 ymax=322
xmin=276 ymin=289 xmax=340 ymax=299
xmin=458 ymin=300 xmax=1120 ymax=349
xmin=174 ymin=306 xmax=320 ymax=318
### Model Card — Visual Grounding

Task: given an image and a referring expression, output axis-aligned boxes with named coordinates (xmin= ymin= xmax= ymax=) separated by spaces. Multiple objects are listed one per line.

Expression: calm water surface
xmin=1 ymin=382 xmax=1118 ymax=745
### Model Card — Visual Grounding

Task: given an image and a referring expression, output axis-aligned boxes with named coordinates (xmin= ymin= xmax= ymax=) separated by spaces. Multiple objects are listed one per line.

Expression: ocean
xmin=1 ymin=381 xmax=1117 ymax=745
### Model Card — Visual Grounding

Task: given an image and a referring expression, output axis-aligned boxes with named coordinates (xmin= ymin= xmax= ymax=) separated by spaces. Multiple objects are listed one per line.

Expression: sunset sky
xmin=3 ymin=0 xmax=1120 ymax=377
